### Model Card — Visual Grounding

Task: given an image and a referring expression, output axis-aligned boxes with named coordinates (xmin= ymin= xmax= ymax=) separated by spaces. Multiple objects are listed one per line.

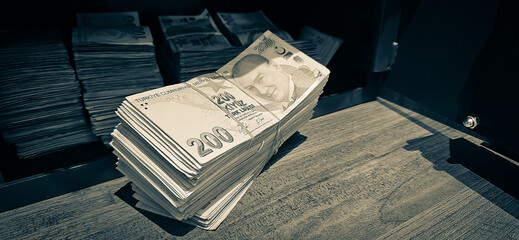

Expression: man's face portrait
xmin=232 ymin=54 xmax=292 ymax=103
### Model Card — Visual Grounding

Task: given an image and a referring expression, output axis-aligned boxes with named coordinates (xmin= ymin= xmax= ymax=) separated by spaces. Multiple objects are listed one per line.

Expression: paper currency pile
xmin=72 ymin=12 xmax=164 ymax=145
xmin=157 ymin=9 xmax=235 ymax=83
xmin=214 ymin=10 xmax=294 ymax=46
xmin=299 ymin=26 xmax=343 ymax=66
xmin=157 ymin=9 xmax=320 ymax=83
xmin=0 ymin=28 xmax=97 ymax=158
xmin=111 ymin=31 xmax=330 ymax=229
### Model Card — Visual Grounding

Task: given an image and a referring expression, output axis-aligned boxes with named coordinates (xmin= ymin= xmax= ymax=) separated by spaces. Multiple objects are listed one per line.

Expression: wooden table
xmin=2 ymin=98 xmax=518 ymax=239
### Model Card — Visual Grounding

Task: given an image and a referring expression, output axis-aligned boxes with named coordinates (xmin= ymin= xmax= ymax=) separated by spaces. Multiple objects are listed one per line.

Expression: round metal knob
xmin=463 ymin=115 xmax=480 ymax=129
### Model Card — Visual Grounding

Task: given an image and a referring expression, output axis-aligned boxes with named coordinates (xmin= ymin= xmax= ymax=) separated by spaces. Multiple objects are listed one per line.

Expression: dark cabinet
xmin=464 ymin=0 xmax=519 ymax=157
xmin=375 ymin=0 xmax=518 ymax=156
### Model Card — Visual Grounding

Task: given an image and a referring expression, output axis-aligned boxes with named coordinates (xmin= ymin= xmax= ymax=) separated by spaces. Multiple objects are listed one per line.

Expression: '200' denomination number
xmin=186 ymin=127 xmax=234 ymax=157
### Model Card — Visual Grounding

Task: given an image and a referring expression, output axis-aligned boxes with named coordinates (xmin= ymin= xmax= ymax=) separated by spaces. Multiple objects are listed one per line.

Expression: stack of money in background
xmin=214 ymin=11 xmax=344 ymax=66
xmin=157 ymin=9 xmax=235 ymax=83
xmin=0 ymin=28 xmax=97 ymax=159
xmin=157 ymin=9 xmax=321 ymax=83
xmin=111 ymin=31 xmax=330 ymax=229
xmin=299 ymin=26 xmax=343 ymax=66
xmin=214 ymin=10 xmax=294 ymax=46
xmin=76 ymin=11 xmax=142 ymax=28
xmin=73 ymin=12 xmax=164 ymax=145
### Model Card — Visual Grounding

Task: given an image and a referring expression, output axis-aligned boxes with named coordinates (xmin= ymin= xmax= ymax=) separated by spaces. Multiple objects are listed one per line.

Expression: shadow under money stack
xmin=0 ymin=28 xmax=97 ymax=159
xmin=72 ymin=26 xmax=164 ymax=145
xmin=110 ymin=31 xmax=330 ymax=230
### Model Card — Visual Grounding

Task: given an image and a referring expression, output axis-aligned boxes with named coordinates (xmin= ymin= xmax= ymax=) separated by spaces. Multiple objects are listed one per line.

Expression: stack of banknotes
xmin=76 ymin=11 xmax=142 ymax=28
xmin=214 ymin=10 xmax=294 ymax=46
xmin=0 ymin=28 xmax=97 ymax=158
xmin=157 ymin=9 xmax=320 ymax=83
xmin=111 ymin=31 xmax=330 ymax=229
xmin=73 ymin=12 xmax=164 ymax=145
xmin=299 ymin=26 xmax=343 ymax=66
xmin=157 ymin=9 xmax=235 ymax=83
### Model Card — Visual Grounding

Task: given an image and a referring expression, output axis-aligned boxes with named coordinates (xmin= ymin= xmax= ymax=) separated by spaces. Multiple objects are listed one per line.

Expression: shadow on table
xmin=379 ymin=99 xmax=519 ymax=221
xmin=447 ymin=137 xmax=519 ymax=202
xmin=261 ymin=132 xmax=308 ymax=173
xmin=114 ymin=183 xmax=195 ymax=236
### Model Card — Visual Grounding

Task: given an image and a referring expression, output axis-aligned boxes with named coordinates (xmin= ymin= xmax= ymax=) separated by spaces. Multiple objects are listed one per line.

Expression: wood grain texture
xmin=1 ymin=98 xmax=518 ymax=239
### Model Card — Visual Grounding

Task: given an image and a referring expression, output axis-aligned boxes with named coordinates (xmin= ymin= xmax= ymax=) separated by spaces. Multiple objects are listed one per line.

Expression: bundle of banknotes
xmin=157 ymin=9 xmax=320 ymax=83
xmin=214 ymin=10 xmax=294 ymax=46
xmin=157 ymin=9 xmax=235 ymax=83
xmin=299 ymin=26 xmax=344 ymax=66
xmin=111 ymin=31 xmax=330 ymax=229
xmin=73 ymin=12 xmax=164 ymax=145
xmin=0 ymin=28 xmax=98 ymax=158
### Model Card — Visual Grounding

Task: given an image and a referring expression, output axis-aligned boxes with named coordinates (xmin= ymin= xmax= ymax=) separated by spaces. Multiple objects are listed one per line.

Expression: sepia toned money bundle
xmin=111 ymin=31 xmax=330 ymax=229
xmin=0 ymin=10 xmax=341 ymax=168
xmin=72 ymin=12 xmax=164 ymax=145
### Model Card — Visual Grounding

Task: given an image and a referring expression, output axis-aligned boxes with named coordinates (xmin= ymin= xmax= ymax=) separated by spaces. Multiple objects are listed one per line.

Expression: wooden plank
xmin=1 ymin=99 xmax=517 ymax=239
xmin=378 ymin=180 xmax=519 ymax=239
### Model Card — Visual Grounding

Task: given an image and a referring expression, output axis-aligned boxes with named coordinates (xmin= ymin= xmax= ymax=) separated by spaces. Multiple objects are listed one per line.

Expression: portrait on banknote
xmin=230 ymin=53 xmax=315 ymax=111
